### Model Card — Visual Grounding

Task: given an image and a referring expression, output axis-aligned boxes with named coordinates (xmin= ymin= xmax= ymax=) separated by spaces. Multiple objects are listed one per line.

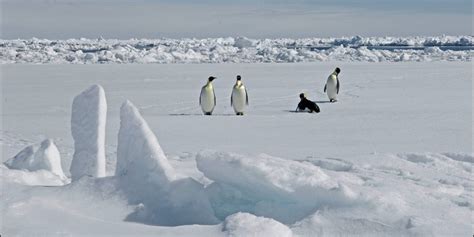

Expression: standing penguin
xmin=231 ymin=75 xmax=249 ymax=115
xmin=200 ymin=76 xmax=217 ymax=115
xmin=324 ymin=67 xmax=341 ymax=102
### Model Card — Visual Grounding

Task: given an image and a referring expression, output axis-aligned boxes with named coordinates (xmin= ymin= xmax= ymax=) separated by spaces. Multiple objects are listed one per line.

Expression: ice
xmin=223 ymin=212 xmax=292 ymax=237
xmin=4 ymin=139 xmax=67 ymax=180
xmin=0 ymin=36 xmax=471 ymax=64
xmin=117 ymin=100 xmax=218 ymax=226
xmin=70 ymin=84 xmax=107 ymax=181
xmin=233 ymin=37 xmax=255 ymax=49
xmin=116 ymin=100 xmax=176 ymax=188
xmin=197 ymin=151 xmax=359 ymax=224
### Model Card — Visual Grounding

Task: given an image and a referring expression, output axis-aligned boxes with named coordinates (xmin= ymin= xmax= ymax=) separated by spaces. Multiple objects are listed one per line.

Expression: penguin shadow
xmin=314 ymin=100 xmax=333 ymax=104
xmin=169 ymin=113 xmax=235 ymax=116
xmin=285 ymin=110 xmax=320 ymax=113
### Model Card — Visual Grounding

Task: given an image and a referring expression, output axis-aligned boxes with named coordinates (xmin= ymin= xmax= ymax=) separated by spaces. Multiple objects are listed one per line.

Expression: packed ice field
xmin=1 ymin=37 xmax=473 ymax=236
xmin=1 ymin=35 xmax=472 ymax=64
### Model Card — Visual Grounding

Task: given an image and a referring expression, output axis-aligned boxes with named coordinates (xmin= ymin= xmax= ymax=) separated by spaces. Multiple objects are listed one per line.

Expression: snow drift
xmin=70 ymin=84 xmax=107 ymax=181
xmin=197 ymin=151 xmax=359 ymax=224
xmin=1 ymin=36 xmax=471 ymax=64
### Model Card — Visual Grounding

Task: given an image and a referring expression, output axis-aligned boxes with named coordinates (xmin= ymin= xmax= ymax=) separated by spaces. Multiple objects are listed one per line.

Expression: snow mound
xmin=304 ymin=157 xmax=353 ymax=172
xmin=1 ymin=164 xmax=68 ymax=186
xmin=70 ymin=84 xmax=107 ymax=181
xmin=117 ymin=100 xmax=218 ymax=226
xmin=197 ymin=151 xmax=359 ymax=224
xmin=442 ymin=152 xmax=474 ymax=163
xmin=223 ymin=212 xmax=292 ymax=237
xmin=4 ymin=139 xmax=67 ymax=180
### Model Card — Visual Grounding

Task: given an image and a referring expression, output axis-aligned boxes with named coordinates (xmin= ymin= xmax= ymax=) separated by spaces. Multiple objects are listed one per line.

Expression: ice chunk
xmin=116 ymin=100 xmax=176 ymax=188
xmin=117 ymin=100 xmax=218 ymax=226
xmin=70 ymin=84 xmax=107 ymax=181
xmin=197 ymin=151 xmax=358 ymax=223
xmin=4 ymin=145 xmax=35 ymax=170
xmin=233 ymin=37 xmax=255 ymax=49
xmin=4 ymin=139 xmax=67 ymax=180
xmin=223 ymin=212 xmax=292 ymax=237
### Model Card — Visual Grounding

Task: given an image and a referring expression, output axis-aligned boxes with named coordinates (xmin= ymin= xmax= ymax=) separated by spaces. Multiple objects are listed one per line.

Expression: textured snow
xmin=70 ymin=84 xmax=107 ymax=181
xmin=4 ymin=139 xmax=67 ymax=180
xmin=0 ymin=36 xmax=472 ymax=64
xmin=223 ymin=212 xmax=292 ymax=237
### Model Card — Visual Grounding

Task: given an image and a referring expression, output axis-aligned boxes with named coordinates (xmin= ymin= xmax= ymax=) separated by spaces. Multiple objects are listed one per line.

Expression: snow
xmin=70 ymin=84 xmax=107 ymax=181
xmin=223 ymin=212 xmax=292 ymax=237
xmin=1 ymin=164 xmax=67 ymax=186
xmin=1 ymin=61 xmax=472 ymax=236
xmin=0 ymin=36 xmax=472 ymax=64
xmin=4 ymin=139 xmax=67 ymax=181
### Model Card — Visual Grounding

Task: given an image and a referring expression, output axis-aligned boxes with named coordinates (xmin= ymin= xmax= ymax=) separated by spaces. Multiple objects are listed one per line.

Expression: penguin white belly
xmin=200 ymin=87 xmax=215 ymax=113
xmin=326 ymin=77 xmax=338 ymax=100
xmin=232 ymin=87 xmax=247 ymax=113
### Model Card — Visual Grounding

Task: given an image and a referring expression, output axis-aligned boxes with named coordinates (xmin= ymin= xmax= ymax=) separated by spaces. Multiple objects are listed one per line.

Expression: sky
xmin=1 ymin=0 xmax=472 ymax=39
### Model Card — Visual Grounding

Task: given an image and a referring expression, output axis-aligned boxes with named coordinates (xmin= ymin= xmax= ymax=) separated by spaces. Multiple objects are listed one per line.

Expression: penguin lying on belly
xmin=296 ymin=93 xmax=320 ymax=113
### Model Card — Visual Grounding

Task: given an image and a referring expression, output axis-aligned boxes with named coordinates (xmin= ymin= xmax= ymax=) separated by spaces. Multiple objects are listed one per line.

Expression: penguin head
xmin=335 ymin=67 xmax=341 ymax=75
xmin=208 ymin=76 xmax=216 ymax=82
xmin=299 ymin=93 xmax=306 ymax=99
xmin=236 ymin=75 xmax=242 ymax=81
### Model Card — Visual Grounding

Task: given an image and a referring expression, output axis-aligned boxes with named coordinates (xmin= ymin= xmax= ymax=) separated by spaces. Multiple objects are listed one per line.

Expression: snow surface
xmin=1 ymin=62 xmax=472 ymax=236
xmin=0 ymin=36 xmax=472 ymax=64
xmin=223 ymin=212 xmax=293 ymax=237
xmin=70 ymin=84 xmax=107 ymax=181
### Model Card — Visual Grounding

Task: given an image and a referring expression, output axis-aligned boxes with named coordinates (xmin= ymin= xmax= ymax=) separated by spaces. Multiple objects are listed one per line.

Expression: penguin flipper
xmin=245 ymin=88 xmax=249 ymax=105
xmin=324 ymin=84 xmax=327 ymax=93
xmin=213 ymin=88 xmax=216 ymax=106
xmin=231 ymin=93 xmax=233 ymax=106
xmin=336 ymin=79 xmax=340 ymax=94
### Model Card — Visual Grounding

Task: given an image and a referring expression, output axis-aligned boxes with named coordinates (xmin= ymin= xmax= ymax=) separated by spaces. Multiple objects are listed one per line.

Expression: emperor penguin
xmin=231 ymin=75 xmax=249 ymax=115
xmin=324 ymin=67 xmax=341 ymax=102
xmin=200 ymin=76 xmax=217 ymax=115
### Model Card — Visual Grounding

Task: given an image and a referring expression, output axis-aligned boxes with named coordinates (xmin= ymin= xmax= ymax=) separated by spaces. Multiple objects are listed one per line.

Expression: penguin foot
xmin=330 ymin=99 xmax=337 ymax=103
xmin=236 ymin=112 xmax=244 ymax=116
xmin=204 ymin=112 xmax=212 ymax=115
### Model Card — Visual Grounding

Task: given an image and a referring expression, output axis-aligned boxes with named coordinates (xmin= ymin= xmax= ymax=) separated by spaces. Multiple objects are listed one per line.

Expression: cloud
xmin=1 ymin=0 xmax=471 ymax=39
